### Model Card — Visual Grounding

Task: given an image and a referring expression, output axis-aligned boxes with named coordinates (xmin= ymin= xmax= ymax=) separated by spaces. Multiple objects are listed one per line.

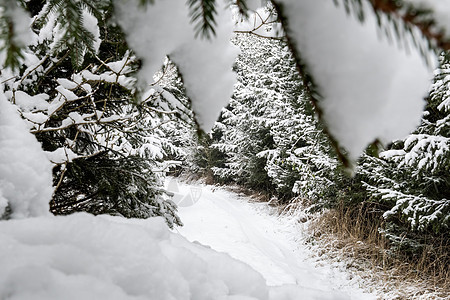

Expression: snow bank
xmin=0 ymin=195 xmax=352 ymax=300
xmin=114 ymin=0 xmax=238 ymax=132
xmin=274 ymin=0 xmax=435 ymax=160
xmin=0 ymin=95 xmax=52 ymax=218
xmin=0 ymin=213 xmax=298 ymax=300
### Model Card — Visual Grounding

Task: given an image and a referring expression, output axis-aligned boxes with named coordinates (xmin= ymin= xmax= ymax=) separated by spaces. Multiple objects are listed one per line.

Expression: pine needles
xmin=187 ymin=0 xmax=217 ymax=39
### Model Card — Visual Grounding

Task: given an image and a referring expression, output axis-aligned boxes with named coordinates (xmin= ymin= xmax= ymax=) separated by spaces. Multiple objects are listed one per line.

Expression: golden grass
xmin=302 ymin=201 xmax=450 ymax=299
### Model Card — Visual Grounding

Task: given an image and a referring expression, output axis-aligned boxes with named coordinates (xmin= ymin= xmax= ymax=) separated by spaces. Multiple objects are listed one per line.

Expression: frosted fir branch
xmin=34 ymin=0 xmax=104 ymax=68
xmin=381 ymin=134 xmax=449 ymax=176
xmin=95 ymin=51 xmax=134 ymax=77
xmin=358 ymin=155 xmax=402 ymax=188
xmin=35 ymin=51 xmax=71 ymax=89
xmin=15 ymin=55 xmax=49 ymax=87
xmin=364 ymin=183 xmax=450 ymax=232
xmin=148 ymin=58 xmax=197 ymax=125
xmin=437 ymin=98 xmax=450 ymax=113
xmin=144 ymin=106 xmax=178 ymax=116
xmin=30 ymin=115 xmax=130 ymax=134
xmin=368 ymin=0 xmax=450 ymax=51
xmin=187 ymin=0 xmax=218 ymax=39
xmin=210 ymin=142 xmax=238 ymax=153
xmin=334 ymin=0 xmax=450 ymax=53
xmin=211 ymin=166 xmax=238 ymax=179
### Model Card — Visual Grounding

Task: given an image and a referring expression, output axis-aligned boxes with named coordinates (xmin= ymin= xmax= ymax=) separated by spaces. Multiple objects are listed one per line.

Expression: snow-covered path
xmin=0 ymin=177 xmax=379 ymax=300
xmin=169 ymin=179 xmax=376 ymax=300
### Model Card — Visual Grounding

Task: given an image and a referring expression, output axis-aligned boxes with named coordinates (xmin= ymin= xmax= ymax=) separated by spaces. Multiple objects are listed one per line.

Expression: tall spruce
xmin=209 ymin=32 xmax=337 ymax=201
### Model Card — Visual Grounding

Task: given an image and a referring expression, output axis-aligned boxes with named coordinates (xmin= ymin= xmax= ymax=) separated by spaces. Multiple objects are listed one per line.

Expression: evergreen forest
xmin=0 ymin=0 xmax=449 ymax=299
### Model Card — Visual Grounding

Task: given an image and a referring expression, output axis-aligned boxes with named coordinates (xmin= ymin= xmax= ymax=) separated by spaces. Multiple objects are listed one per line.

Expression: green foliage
xmin=51 ymin=154 xmax=181 ymax=227
xmin=1 ymin=0 xmax=448 ymax=249
xmin=35 ymin=0 xmax=111 ymax=68
xmin=187 ymin=0 xmax=217 ymax=39
xmin=354 ymin=52 xmax=450 ymax=254
xmin=197 ymin=32 xmax=339 ymax=201
xmin=0 ymin=1 xmax=28 ymax=70
xmin=1 ymin=0 xmax=186 ymax=227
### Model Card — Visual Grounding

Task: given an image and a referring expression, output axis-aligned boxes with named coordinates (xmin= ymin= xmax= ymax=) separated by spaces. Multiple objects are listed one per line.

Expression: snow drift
xmin=0 ymin=213 xmax=348 ymax=300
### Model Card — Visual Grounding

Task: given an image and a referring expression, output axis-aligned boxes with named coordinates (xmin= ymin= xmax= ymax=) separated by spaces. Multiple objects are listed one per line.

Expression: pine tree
xmin=151 ymin=57 xmax=197 ymax=169
xmin=209 ymin=30 xmax=337 ymax=201
xmin=211 ymin=33 xmax=280 ymax=192
xmin=0 ymin=0 xmax=186 ymax=227
xmin=2 ymin=0 xmax=450 ymax=168
xmin=2 ymin=0 xmax=450 ymax=228
xmin=360 ymin=52 xmax=450 ymax=252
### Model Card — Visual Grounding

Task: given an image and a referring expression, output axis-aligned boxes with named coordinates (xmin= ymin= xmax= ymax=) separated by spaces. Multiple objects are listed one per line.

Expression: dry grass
xmin=184 ymin=176 xmax=449 ymax=298
xmin=302 ymin=201 xmax=450 ymax=299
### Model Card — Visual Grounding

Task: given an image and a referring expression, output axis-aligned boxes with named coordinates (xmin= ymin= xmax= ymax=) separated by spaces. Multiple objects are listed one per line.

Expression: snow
xmin=114 ymin=0 xmax=238 ymax=132
xmin=80 ymin=69 xmax=136 ymax=90
xmin=21 ymin=111 xmax=47 ymax=124
xmin=0 ymin=213 xmax=269 ymax=300
xmin=82 ymin=9 xmax=101 ymax=53
xmin=404 ymin=0 xmax=450 ymax=39
xmin=381 ymin=133 xmax=450 ymax=174
xmin=172 ymin=179 xmax=376 ymax=299
xmin=106 ymin=51 xmax=133 ymax=74
xmin=36 ymin=4 xmax=56 ymax=44
xmin=56 ymin=78 xmax=79 ymax=90
xmin=4 ymin=2 xmax=35 ymax=47
xmin=0 ymin=94 xmax=52 ymax=218
xmin=115 ymin=0 xmax=439 ymax=160
xmin=0 ymin=173 xmax=379 ymax=299
xmin=56 ymin=85 xmax=78 ymax=101
xmin=376 ymin=187 xmax=449 ymax=232
xmin=10 ymin=91 xmax=50 ymax=113
xmin=264 ymin=0 xmax=436 ymax=160
xmin=45 ymin=148 xmax=79 ymax=165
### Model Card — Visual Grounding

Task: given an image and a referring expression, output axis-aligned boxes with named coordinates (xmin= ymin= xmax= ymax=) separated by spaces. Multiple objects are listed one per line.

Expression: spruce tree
xmin=0 ymin=0 xmax=185 ymax=227
xmin=209 ymin=31 xmax=337 ymax=201
xmin=360 ymin=52 xmax=450 ymax=252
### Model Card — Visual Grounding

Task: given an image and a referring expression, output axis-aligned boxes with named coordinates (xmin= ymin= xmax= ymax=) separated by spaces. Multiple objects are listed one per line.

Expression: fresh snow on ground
xmin=0 ymin=213 xmax=268 ymax=300
xmin=170 ymin=179 xmax=377 ymax=299
xmin=0 ymin=177 xmax=378 ymax=300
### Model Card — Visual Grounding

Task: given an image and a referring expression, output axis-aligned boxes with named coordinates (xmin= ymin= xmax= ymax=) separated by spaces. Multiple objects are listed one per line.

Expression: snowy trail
xmin=169 ymin=179 xmax=376 ymax=299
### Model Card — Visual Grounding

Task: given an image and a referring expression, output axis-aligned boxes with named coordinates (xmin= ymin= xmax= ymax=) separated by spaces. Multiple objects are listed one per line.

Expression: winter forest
xmin=0 ymin=0 xmax=449 ymax=299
